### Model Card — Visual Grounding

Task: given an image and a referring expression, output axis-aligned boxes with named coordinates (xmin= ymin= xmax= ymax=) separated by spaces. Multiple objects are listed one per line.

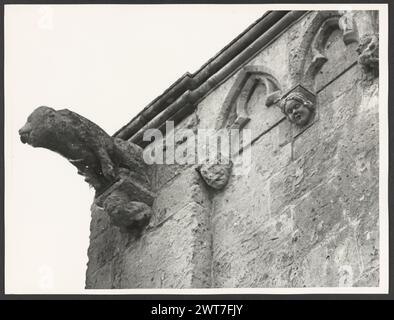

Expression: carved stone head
xmin=280 ymin=85 xmax=316 ymax=127
xmin=18 ymin=106 xmax=57 ymax=148
xmin=357 ymin=34 xmax=379 ymax=78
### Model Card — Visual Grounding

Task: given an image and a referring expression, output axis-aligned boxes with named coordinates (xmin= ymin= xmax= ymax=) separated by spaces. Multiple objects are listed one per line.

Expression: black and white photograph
xmin=4 ymin=3 xmax=389 ymax=295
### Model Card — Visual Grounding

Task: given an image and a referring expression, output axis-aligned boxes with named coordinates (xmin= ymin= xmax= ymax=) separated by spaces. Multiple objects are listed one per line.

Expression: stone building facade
xmin=82 ymin=10 xmax=379 ymax=288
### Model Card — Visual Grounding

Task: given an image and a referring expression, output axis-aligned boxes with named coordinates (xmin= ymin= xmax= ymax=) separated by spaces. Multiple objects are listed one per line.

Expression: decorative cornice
xmin=114 ymin=10 xmax=308 ymax=147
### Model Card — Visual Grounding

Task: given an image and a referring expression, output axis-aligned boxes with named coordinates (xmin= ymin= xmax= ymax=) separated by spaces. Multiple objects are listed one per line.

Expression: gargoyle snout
xmin=18 ymin=124 xmax=32 ymax=144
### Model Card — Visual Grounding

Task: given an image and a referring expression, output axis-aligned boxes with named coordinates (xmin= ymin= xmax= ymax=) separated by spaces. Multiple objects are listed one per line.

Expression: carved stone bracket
xmin=304 ymin=11 xmax=359 ymax=87
xmin=279 ymin=85 xmax=317 ymax=128
xmin=357 ymin=33 xmax=379 ymax=79
xmin=19 ymin=106 xmax=155 ymax=235
xmin=196 ymin=159 xmax=233 ymax=190
xmin=95 ymin=168 xmax=155 ymax=234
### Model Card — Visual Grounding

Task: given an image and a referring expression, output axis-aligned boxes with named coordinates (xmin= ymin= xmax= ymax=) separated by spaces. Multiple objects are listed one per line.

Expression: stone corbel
xmin=196 ymin=157 xmax=233 ymax=190
xmin=279 ymin=85 xmax=317 ymax=128
xmin=263 ymin=76 xmax=282 ymax=107
xmin=357 ymin=33 xmax=379 ymax=79
xmin=338 ymin=10 xmax=359 ymax=45
xmin=19 ymin=106 xmax=155 ymax=235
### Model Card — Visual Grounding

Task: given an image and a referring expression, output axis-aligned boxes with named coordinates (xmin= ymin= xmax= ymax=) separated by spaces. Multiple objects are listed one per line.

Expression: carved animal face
xmin=283 ymin=99 xmax=313 ymax=127
xmin=19 ymin=106 xmax=57 ymax=147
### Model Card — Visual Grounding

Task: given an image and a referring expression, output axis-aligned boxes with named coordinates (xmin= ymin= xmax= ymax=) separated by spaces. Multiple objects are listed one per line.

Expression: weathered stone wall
xmin=86 ymin=10 xmax=379 ymax=288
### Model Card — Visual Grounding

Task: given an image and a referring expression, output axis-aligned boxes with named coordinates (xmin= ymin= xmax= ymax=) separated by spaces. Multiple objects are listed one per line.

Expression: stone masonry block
xmin=152 ymin=163 xmax=187 ymax=192
xmin=86 ymin=262 xmax=114 ymax=289
xmin=116 ymin=202 xmax=211 ymax=288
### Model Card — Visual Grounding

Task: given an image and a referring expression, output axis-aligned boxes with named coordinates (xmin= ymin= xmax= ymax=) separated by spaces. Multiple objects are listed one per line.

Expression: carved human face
xmin=357 ymin=34 xmax=379 ymax=77
xmin=18 ymin=106 xmax=56 ymax=147
xmin=283 ymin=99 xmax=313 ymax=126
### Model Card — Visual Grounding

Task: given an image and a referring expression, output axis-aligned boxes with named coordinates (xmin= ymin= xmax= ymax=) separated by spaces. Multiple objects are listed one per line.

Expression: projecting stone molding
xmin=19 ymin=106 xmax=154 ymax=235
xmin=290 ymin=10 xmax=379 ymax=92
xmin=215 ymin=65 xmax=282 ymax=131
xmin=18 ymin=10 xmax=381 ymax=290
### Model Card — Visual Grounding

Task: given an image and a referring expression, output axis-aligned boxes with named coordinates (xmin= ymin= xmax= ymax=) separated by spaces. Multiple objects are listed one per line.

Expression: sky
xmin=5 ymin=4 xmax=269 ymax=293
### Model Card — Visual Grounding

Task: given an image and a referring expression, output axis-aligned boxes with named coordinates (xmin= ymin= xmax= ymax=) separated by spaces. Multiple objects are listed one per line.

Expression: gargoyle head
xmin=280 ymin=85 xmax=316 ymax=127
xmin=18 ymin=106 xmax=57 ymax=148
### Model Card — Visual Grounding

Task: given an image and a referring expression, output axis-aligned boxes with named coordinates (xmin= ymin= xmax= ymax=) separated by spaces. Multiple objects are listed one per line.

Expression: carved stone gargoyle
xmin=19 ymin=106 xmax=154 ymax=234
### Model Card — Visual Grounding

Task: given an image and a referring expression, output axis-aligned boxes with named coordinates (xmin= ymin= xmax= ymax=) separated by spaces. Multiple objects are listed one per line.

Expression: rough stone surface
xmin=94 ymin=167 xmax=155 ymax=234
xmin=357 ymin=34 xmax=379 ymax=79
xmin=115 ymin=203 xmax=211 ymax=288
xmin=150 ymin=167 xmax=211 ymax=226
xmin=19 ymin=107 xmax=148 ymax=194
